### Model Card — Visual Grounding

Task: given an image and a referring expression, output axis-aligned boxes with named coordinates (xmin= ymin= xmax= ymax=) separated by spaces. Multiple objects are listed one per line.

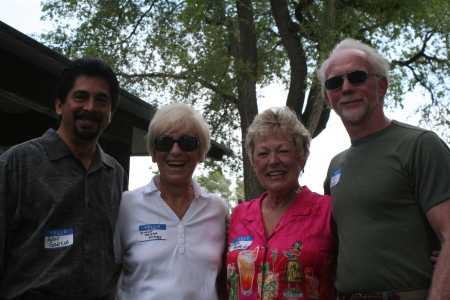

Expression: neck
xmin=156 ymin=179 xmax=193 ymax=204
xmin=264 ymin=186 xmax=302 ymax=210
xmin=156 ymin=179 xmax=194 ymax=220
xmin=343 ymin=114 xmax=391 ymax=141
xmin=261 ymin=186 xmax=302 ymax=239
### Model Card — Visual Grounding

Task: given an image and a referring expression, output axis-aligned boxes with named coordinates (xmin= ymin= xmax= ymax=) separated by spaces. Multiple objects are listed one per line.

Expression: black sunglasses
xmin=325 ymin=70 xmax=379 ymax=90
xmin=154 ymin=136 xmax=199 ymax=152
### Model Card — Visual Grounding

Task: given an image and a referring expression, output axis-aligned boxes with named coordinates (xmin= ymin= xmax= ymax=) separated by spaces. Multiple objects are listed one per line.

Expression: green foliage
xmin=38 ymin=0 xmax=450 ymax=197
xmin=195 ymin=167 xmax=240 ymax=209
xmin=235 ymin=176 xmax=244 ymax=202
xmin=38 ymin=0 xmax=450 ymax=129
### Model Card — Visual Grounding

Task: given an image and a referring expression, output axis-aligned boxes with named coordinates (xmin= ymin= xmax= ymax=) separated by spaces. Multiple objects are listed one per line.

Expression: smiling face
xmin=152 ymin=129 xmax=203 ymax=187
xmin=252 ymin=134 xmax=306 ymax=197
xmin=56 ymin=76 xmax=113 ymax=145
xmin=323 ymin=49 xmax=388 ymax=125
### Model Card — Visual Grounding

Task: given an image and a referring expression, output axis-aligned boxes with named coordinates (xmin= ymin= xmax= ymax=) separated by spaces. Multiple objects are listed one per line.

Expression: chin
xmin=266 ymin=186 xmax=289 ymax=194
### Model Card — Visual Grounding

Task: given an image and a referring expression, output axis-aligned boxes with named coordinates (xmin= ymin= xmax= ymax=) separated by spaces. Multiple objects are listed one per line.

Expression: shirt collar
xmin=42 ymin=128 xmax=115 ymax=169
xmin=143 ymin=175 xmax=209 ymax=200
xmin=241 ymin=186 xmax=314 ymax=222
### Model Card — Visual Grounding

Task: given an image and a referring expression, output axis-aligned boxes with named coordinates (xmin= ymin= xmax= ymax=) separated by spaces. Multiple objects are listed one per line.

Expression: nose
xmin=341 ymin=77 xmax=355 ymax=94
xmin=83 ymin=97 xmax=96 ymax=111
xmin=169 ymin=141 xmax=183 ymax=154
xmin=268 ymin=152 xmax=280 ymax=166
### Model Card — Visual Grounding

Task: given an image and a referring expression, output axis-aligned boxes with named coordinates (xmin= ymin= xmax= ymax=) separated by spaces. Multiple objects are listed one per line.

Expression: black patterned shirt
xmin=0 ymin=129 xmax=128 ymax=300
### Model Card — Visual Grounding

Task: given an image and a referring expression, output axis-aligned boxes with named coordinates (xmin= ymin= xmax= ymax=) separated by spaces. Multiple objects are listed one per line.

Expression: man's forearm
xmin=428 ymin=242 xmax=450 ymax=299
xmin=426 ymin=199 xmax=450 ymax=299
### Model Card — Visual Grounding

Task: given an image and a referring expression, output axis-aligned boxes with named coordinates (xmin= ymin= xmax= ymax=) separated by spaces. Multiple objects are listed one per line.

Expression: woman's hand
xmin=430 ymin=250 xmax=440 ymax=267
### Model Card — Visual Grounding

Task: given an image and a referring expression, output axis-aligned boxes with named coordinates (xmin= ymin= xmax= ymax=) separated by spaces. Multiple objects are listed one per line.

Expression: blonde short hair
xmin=147 ymin=102 xmax=211 ymax=159
xmin=245 ymin=107 xmax=311 ymax=164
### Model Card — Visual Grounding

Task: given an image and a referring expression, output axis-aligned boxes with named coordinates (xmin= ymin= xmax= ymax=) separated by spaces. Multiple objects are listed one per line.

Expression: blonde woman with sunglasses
xmin=113 ymin=103 xmax=228 ymax=300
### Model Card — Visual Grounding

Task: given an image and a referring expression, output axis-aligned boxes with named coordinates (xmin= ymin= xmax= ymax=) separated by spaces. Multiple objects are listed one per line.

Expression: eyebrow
xmin=72 ymin=90 xmax=111 ymax=99
xmin=328 ymin=69 xmax=362 ymax=78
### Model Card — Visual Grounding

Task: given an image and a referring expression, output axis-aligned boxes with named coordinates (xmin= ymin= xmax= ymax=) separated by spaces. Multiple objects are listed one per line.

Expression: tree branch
xmin=116 ymin=71 xmax=239 ymax=105
xmin=122 ymin=0 xmax=158 ymax=42
xmin=391 ymin=31 xmax=446 ymax=67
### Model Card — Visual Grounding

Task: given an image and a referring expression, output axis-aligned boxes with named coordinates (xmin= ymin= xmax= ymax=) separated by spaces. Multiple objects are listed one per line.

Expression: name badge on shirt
xmin=229 ymin=236 xmax=253 ymax=252
xmin=45 ymin=228 xmax=73 ymax=249
xmin=139 ymin=224 xmax=167 ymax=242
xmin=330 ymin=167 xmax=342 ymax=189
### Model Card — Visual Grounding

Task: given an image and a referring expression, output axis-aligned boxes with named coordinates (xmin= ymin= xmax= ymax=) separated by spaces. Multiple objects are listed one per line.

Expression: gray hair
xmin=147 ymin=102 xmax=211 ymax=160
xmin=245 ymin=107 xmax=311 ymax=164
xmin=318 ymin=38 xmax=390 ymax=93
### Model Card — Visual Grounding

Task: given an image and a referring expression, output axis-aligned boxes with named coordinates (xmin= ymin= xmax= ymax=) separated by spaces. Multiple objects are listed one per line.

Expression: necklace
xmin=274 ymin=211 xmax=287 ymax=236
xmin=258 ymin=187 xmax=303 ymax=300
xmin=264 ymin=186 xmax=303 ymax=212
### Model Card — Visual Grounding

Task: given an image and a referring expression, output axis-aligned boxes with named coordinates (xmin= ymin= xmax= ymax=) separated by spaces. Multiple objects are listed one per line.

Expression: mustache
xmin=74 ymin=111 xmax=102 ymax=123
xmin=338 ymin=95 xmax=363 ymax=104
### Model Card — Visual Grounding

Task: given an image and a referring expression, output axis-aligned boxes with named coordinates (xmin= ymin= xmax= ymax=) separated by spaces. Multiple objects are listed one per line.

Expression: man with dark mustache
xmin=319 ymin=38 xmax=450 ymax=299
xmin=0 ymin=57 xmax=128 ymax=299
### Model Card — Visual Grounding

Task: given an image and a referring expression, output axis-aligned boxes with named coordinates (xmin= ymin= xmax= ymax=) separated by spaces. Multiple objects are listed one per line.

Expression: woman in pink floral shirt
xmin=226 ymin=107 xmax=337 ymax=300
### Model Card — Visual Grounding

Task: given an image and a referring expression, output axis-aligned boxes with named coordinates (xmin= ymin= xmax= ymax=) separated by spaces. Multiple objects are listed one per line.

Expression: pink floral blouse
xmin=226 ymin=186 xmax=337 ymax=300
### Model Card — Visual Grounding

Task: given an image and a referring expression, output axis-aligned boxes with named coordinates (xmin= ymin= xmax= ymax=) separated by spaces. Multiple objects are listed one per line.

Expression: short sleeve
xmin=412 ymin=132 xmax=450 ymax=213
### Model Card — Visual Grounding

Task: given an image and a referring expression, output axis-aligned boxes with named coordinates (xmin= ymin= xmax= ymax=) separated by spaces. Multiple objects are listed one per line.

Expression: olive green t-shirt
xmin=324 ymin=120 xmax=450 ymax=293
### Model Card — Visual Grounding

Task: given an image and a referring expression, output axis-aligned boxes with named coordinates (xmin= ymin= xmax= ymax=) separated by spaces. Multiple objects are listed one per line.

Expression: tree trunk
xmin=235 ymin=0 xmax=265 ymax=201
xmin=302 ymin=85 xmax=330 ymax=137
xmin=269 ymin=0 xmax=331 ymax=138
xmin=270 ymin=0 xmax=307 ymax=117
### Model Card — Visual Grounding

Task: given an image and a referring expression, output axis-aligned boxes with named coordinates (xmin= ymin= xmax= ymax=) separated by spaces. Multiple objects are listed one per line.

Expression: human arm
xmin=221 ymin=201 xmax=242 ymax=300
xmin=430 ymin=251 xmax=440 ymax=266
xmin=112 ymin=210 xmax=124 ymax=288
xmin=0 ymin=157 xmax=10 ymax=282
xmin=330 ymin=216 xmax=338 ymax=244
xmin=426 ymin=199 xmax=450 ymax=299
xmin=0 ymin=177 xmax=4 ymax=282
xmin=113 ymin=263 xmax=123 ymax=287
xmin=217 ymin=242 xmax=228 ymax=300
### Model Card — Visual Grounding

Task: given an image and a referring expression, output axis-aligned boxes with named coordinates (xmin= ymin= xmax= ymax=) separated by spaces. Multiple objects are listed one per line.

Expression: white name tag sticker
xmin=229 ymin=236 xmax=253 ymax=252
xmin=45 ymin=228 xmax=73 ymax=249
xmin=139 ymin=224 xmax=167 ymax=242
xmin=330 ymin=167 xmax=342 ymax=189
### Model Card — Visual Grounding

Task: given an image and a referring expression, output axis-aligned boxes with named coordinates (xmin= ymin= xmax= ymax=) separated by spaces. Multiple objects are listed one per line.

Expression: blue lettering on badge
xmin=330 ymin=167 xmax=342 ymax=189
xmin=139 ymin=224 xmax=167 ymax=242
xmin=229 ymin=236 xmax=253 ymax=252
xmin=45 ymin=228 xmax=73 ymax=249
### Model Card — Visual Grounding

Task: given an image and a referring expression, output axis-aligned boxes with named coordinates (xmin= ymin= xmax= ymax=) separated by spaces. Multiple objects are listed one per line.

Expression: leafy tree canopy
xmin=39 ymin=0 xmax=450 ymax=199
xmin=195 ymin=167 xmax=243 ymax=209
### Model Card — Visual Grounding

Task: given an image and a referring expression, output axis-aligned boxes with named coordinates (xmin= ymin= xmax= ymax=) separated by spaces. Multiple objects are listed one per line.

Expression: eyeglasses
xmin=325 ymin=70 xmax=379 ymax=90
xmin=154 ymin=136 xmax=199 ymax=152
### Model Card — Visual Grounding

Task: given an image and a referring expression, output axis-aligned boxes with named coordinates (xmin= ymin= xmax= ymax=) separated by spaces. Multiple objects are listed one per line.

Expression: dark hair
xmin=56 ymin=57 xmax=120 ymax=111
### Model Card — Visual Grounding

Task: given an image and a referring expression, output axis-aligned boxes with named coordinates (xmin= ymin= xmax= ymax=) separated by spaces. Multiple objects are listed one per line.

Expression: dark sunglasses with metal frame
xmin=325 ymin=70 xmax=379 ymax=90
xmin=154 ymin=136 xmax=199 ymax=152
